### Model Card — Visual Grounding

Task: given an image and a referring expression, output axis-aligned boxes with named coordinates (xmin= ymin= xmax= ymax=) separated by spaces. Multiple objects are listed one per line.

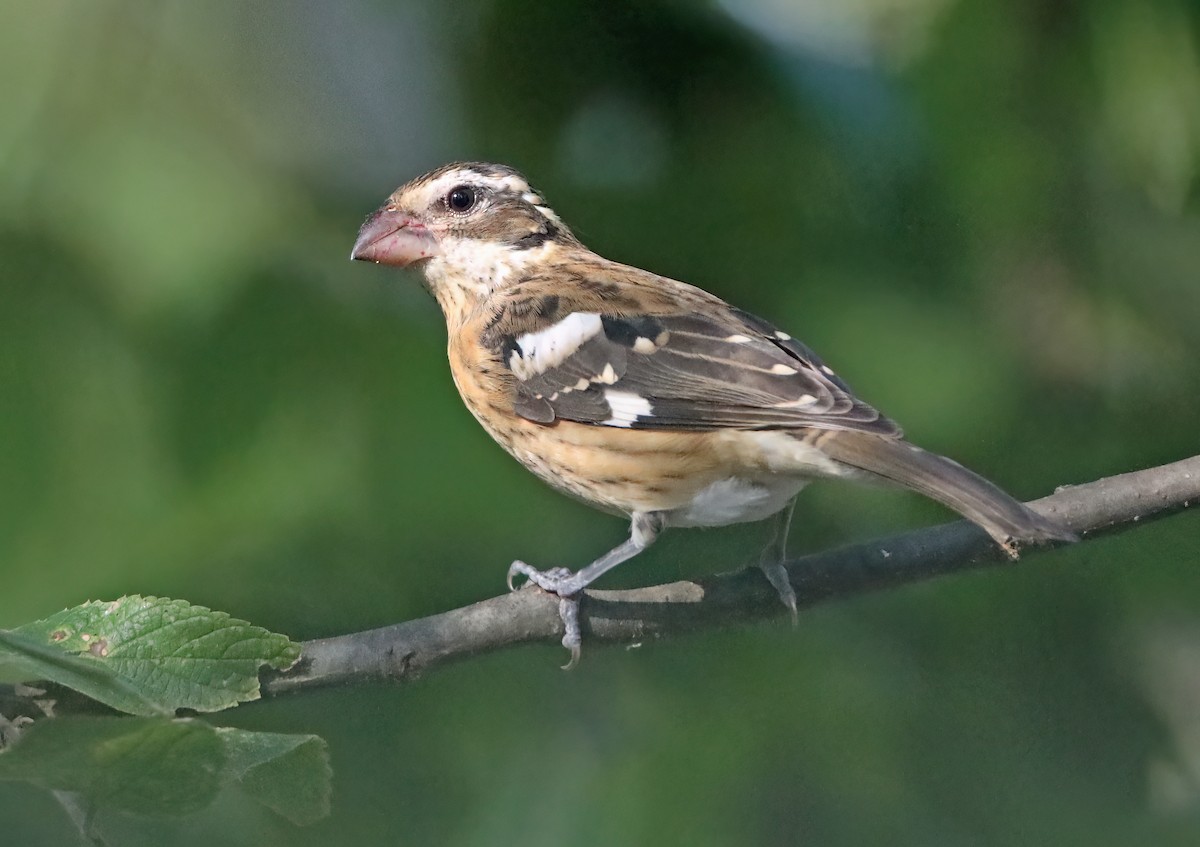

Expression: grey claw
xmin=507 ymin=562 xmax=577 ymax=594
xmin=773 ymin=571 xmax=799 ymax=626
xmin=506 ymin=560 xmax=529 ymax=592
xmin=505 ymin=561 xmax=586 ymax=666
xmin=783 ymin=593 xmax=799 ymax=627
xmin=759 ymin=558 xmax=799 ymax=625
xmin=559 ymin=596 xmax=582 ymax=670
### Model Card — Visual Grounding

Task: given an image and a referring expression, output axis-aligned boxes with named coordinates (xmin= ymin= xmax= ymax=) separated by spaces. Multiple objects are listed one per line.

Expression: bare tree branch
xmin=261 ymin=455 xmax=1200 ymax=695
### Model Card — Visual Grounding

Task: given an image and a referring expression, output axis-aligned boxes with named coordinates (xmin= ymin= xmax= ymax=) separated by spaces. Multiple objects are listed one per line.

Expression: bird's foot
xmin=508 ymin=561 xmax=584 ymax=669
xmin=758 ymin=555 xmax=798 ymax=626
xmin=507 ymin=561 xmax=577 ymax=593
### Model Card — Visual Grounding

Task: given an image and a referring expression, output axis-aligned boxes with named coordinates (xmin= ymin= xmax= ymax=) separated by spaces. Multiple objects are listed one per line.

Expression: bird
xmin=350 ymin=161 xmax=1076 ymax=666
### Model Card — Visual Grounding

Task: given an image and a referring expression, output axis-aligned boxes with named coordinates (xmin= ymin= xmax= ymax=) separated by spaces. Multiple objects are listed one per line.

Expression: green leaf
xmin=0 ymin=717 xmax=332 ymax=826
xmin=0 ymin=629 xmax=168 ymax=716
xmin=218 ymin=728 xmax=332 ymax=825
xmin=0 ymin=716 xmax=224 ymax=816
xmin=0 ymin=596 xmax=301 ymax=715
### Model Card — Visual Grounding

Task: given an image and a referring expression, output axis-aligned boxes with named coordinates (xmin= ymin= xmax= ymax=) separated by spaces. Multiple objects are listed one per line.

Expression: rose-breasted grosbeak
xmin=351 ymin=162 xmax=1075 ymax=666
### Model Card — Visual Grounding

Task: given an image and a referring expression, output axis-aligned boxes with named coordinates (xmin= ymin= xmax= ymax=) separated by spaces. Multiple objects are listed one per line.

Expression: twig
xmin=261 ymin=455 xmax=1200 ymax=695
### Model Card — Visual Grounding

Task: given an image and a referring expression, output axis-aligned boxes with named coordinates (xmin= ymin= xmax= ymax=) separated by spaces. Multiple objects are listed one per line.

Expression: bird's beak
xmin=350 ymin=207 xmax=438 ymax=266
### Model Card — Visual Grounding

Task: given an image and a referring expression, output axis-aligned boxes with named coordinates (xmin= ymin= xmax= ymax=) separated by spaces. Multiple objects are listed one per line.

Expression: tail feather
xmin=818 ymin=431 xmax=1077 ymax=554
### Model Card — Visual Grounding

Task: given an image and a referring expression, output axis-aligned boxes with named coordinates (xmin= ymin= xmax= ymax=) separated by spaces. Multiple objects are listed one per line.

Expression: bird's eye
xmin=447 ymin=186 xmax=477 ymax=213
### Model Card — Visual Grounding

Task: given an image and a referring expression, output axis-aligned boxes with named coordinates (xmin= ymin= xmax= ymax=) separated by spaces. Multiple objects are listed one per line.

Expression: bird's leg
xmin=508 ymin=511 xmax=666 ymax=668
xmin=758 ymin=498 xmax=798 ymax=624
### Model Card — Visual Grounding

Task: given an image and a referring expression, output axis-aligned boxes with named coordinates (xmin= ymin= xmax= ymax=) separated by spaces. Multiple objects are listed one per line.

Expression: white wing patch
xmin=509 ymin=312 xmax=603 ymax=380
xmin=596 ymin=363 xmax=619 ymax=384
xmin=774 ymin=393 xmax=818 ymax=408
xmin=602 ymin=389 xmax=653 ymax=427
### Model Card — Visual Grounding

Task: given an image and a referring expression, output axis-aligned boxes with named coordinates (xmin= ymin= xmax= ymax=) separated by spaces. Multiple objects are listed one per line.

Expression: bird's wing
xmin=484 ymin=290 xmax=901 ymax=437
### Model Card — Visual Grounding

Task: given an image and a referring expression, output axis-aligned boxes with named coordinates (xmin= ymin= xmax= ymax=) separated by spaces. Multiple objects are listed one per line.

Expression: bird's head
xmin=350 ymin=162 xmax=576 ymax=270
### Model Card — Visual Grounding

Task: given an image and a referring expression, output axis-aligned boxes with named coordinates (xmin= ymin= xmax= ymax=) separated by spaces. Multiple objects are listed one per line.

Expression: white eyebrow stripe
xmin=417 ymin=170 xmax=532 ymax=209
xmin=416 ymin=170 xmax=565 ymax=232
xmin=532 ymin=204 xmax=564 ymax=226
xmin=495 ymin=174 xmax=531 ymax=194
xmin=602 ymin=389 xmax=653 ymax=427
xmin=508 ymin=312 xmax=603 ymax=380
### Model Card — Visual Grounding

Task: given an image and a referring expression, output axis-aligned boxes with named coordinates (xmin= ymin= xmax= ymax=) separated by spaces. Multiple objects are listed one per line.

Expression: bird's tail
xmin=817 ymin=431 xmax=1077 ymax=554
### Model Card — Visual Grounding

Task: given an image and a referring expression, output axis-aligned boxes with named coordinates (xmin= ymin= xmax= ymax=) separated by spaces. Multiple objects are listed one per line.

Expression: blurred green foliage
xmin=1 ymin=0 xmax=1199 ymax=844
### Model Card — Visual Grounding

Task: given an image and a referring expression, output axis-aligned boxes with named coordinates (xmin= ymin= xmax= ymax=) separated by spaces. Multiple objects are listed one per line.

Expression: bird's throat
xmin=423 ymin=238 xmax=556 ymax=327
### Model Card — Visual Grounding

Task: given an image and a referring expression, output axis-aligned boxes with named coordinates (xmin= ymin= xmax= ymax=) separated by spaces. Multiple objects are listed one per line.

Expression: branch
xmin=262 ymin=455 xmax=1200 ymax=695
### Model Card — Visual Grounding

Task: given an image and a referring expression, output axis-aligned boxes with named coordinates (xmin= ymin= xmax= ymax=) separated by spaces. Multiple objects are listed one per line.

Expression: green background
xmin=2 ymin=0 xmax=1199 ymax=843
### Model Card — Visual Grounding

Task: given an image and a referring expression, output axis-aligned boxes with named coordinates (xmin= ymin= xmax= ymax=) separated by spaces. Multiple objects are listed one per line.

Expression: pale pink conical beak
xmin=350 ymin=208 xmax=438 ymax=266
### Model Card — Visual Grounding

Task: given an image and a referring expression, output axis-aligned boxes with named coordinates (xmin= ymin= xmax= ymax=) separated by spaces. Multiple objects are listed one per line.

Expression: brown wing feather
xmin=482 ymin=264 xmax=900 ymax=437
